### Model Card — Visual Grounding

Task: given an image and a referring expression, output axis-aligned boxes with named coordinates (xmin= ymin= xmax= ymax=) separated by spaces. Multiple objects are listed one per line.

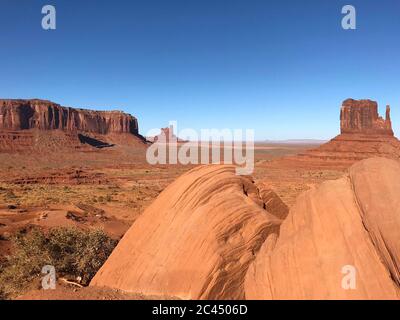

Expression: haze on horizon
xmin=0 ymin=0 xmax=399 ymax=140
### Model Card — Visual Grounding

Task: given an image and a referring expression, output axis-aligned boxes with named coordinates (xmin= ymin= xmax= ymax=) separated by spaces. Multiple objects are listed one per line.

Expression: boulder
xmin=90 ymin=165 xmax=281 ymax=299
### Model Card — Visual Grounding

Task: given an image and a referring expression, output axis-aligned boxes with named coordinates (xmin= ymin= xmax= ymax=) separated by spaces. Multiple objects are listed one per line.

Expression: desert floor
xmin=0 ymin=142 xmax=346 ymax=299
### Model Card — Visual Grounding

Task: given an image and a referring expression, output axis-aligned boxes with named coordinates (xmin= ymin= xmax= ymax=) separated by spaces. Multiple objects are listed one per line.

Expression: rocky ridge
xmin=0 ymin=99 xmax=144 ymax=151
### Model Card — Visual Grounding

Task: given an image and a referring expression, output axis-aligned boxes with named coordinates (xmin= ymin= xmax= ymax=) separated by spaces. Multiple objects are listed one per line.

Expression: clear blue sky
xmin=1 ymin=0 xmax=399 ymax=140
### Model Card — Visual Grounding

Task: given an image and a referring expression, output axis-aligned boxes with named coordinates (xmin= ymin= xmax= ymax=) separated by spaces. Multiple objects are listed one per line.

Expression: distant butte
xmin=340 ymin=98 xmax=393 ymax=135
xmin=296 ymin=98 xmax=400 ymax=164
xmin=147 ymin=125 xmax=189 ymax=143
xmin=0 ymin=99 xmax=146 ymax=152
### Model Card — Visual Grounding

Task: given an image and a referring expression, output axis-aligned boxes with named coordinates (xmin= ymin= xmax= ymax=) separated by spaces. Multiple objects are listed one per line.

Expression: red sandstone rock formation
xmin=91 ymin=165 xmax=282 ymax=299
xmin=297 ymin=99 xmax=400 ymax=164
xmin=0 ymin=99 xmax=145 ymax=152
xmin=147 ymin=125 xmax=188 ymax=143
xmin=245 ymin=158 xmax=400 ymax=300
xmin=153 ymin=125 xmax=177 ymax=143
xmin=340 ymin=99 xmax=393 ymax=135
xmin=0 ymin=99 xmax=138 ymax=135
xmin=91 ymin=159 xmax=400 ymax=300
xmin=257 ymin=182 xmax=289 ymax=220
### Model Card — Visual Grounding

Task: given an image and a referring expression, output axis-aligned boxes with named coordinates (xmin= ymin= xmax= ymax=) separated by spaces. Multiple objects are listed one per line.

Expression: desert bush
xmin=0 ymin=227 xmax=117 ymax=299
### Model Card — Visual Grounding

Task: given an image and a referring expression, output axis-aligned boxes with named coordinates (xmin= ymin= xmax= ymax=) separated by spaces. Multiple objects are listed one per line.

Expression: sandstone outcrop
xmin=0 ymin=99 xmax=144 ymax=152
xmin=0 ymin=99 xmax=138 ymax=134
xmin=91 ymin=158 xmax=400 ymax=300
xmin=341 ymin=99 xmax=393 ymax=135
xmin=245 ymin=157 xmax=400 ymax=300
xmin=153 ymin=126 xmax=176 ymax=143
xmin=297 ymin=99 xmax=400 ymax=164
xmin=256 ymin=182 xmax=289 ymax=220
xmin=90 ymin=165 xmax=281 ymax=299
xmin=147 ymin=125 xmax=188 ymax=143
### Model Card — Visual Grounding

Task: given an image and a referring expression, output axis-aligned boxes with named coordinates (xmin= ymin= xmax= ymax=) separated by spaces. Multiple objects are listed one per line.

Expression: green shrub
xmin=0 ymin=227 xmax=117 ymax=299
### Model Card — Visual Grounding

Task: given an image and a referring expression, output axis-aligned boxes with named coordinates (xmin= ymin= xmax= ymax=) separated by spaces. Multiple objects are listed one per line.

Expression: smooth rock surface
xmin=91 ymin=165 xmax=281 ymax=300
xmin=245 ymin=157 xmax=400 ymax=300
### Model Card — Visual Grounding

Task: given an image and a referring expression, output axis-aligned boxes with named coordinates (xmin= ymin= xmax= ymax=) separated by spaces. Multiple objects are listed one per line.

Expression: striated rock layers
xmin=91 ymin=158 xmax=400 ymax=299
xmin=90 ymin=165 xmax=282 ymax=300
xmin=245 ymin=157 xmax=400 ymax=300
xmin=91 ymin=158 xmax=400 ymax=300
xmin=0 ymin=99 xmax=143 ymax=151
xmin=297 ymin=99 xmax=400 ymax=164
xmin=0 ymin=99 xmax=138 ymax=134
xmin=340 ymin=99 xmax=393 ymax=135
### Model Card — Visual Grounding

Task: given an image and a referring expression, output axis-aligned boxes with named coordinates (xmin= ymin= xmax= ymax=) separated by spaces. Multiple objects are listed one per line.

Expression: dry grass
xmin=0 ymin=227 xmax=118 ymax=299
xmin=0 ymin=182 xmax=163 ymax=209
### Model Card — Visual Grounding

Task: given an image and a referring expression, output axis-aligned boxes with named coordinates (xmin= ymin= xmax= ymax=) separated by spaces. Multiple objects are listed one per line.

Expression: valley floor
xmin=0 ymin=142 xmax=347 ymax=299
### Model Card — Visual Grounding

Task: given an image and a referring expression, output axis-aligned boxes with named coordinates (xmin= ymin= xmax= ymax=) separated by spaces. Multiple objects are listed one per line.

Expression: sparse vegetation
xmin=0 ymin=227 xmax=118 ymax=299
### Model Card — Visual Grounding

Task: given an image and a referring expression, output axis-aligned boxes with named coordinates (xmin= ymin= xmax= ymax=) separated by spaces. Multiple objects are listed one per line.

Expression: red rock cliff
xmin=340 ymin=99 xmax=393 ymax=135
xmin=0 ymin=99 xmax=139 ymax=135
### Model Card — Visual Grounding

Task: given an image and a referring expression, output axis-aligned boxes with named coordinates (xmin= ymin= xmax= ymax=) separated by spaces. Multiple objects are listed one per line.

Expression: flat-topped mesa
xmin=340 ymin=99 xmax=393 ymax=136
xmin=0 ymin=99 xmax=139 ymax=135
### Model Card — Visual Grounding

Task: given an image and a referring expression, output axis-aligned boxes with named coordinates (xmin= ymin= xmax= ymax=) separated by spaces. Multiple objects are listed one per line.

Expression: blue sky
xmin=1 ymin=0 xmax=399 ymax=140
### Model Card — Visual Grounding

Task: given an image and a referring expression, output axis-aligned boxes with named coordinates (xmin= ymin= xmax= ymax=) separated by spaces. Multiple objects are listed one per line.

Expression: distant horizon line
xmin=149 ymin=139 xmax=328 ymax=145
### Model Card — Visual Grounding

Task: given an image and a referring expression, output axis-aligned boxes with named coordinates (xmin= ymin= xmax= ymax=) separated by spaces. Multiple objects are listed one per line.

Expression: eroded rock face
xmin=340 ymin=99 xmax=393 ymax=135
xmin=297 ymin=99 xmax=400 ymax=164
xmin=0 ymin=99 xmax=138 ymax=135
xmin=245 ymin=157 xmax=400 ymax=300
xmin=257 ymin=182 xmax=289 ymax=220
xmin=90 ymin=165 xmax=281 ymax=300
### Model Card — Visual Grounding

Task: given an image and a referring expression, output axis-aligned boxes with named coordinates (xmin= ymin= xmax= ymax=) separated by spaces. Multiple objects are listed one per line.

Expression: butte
xmin=294 ymin=98 xmax=400 ymax=166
